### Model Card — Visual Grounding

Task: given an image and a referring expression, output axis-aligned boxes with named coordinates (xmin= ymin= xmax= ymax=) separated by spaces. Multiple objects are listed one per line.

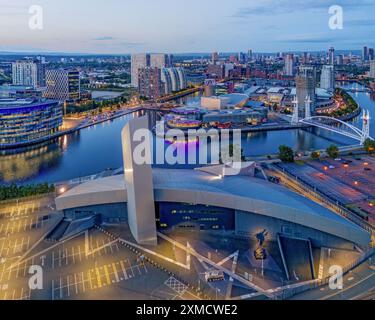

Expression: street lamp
xmin=59 ymin=187 xmax=66 ymax=194
xmin=216 ymin=288 xmax=221 ymax=300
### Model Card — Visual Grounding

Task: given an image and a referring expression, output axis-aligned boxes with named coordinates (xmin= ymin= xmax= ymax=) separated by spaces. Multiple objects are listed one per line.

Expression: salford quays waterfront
xmin=0 ymin=84 xmax=374 ymax=185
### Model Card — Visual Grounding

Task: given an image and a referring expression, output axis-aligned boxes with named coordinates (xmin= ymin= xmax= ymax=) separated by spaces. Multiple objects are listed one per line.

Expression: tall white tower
xmin=291 ymin=96 xmax=299 ymax=125
xmin=121 ymin=116 xmax=157 ymax=246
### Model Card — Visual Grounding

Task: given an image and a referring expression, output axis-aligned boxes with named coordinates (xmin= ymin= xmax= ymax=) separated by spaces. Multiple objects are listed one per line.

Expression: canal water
xmin=0 ymin=83 xmax=374 ymax=185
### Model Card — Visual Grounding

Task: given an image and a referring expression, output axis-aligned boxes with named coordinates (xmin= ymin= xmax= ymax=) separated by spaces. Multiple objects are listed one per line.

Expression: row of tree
xmin=278 ymin=138 xmax=375 ymax=163
xmin=66 ymin=95 xmax=129 ymax=115
xmin=0 ymin=183 xmax=55 ymax=201
xmin=329 ymin=88 xmax=359 ymax=118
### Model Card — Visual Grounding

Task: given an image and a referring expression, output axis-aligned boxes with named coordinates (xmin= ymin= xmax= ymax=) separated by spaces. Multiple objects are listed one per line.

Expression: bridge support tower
xmin=291 ymin=97 xmax=299 ymax=125
xmin=361 ymin=110 xmax=371 ymax=145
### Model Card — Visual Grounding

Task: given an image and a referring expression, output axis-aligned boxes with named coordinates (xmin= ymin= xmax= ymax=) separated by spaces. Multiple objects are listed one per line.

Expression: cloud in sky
xmin=0 ymin=0 xmax=374 ymax=53
xmin=346 ymin=19 xmax=375 ymax=26
xmin=90 ymin=37 xmax=146 ymax=49
xmin=232 ymin=0 xmax=375 ymax=18
xmin=92 ymin=36 xmax=116 ymax=41
xmin=278 ymin=37 xmax=336 ymax=44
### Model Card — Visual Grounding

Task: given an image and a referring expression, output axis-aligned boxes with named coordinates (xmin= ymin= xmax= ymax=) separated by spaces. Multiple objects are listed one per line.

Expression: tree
xmin=0 ymin=183 xmax=55 ymax=201
xmin=311 ymin=151 xmax=321 ymax=160
xmin=279 ymin=145 xmax=294 ymax=163
xmin=326 ymin=145 xmax=340 ymax=159
xmin=364 ymin=139 xmax=375 ymax=154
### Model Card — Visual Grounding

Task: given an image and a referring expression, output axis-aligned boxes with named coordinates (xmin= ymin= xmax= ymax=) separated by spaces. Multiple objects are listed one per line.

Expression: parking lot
xmin=0 ymin=236 xmax=30 ymax=258
xmin=0 ymin=197 xmax=57 ymax=300
xmin=0 ymin=196 xmax=206 ymax=300
xmin=50 ymin=237 xmax=120 ymax=270
xmin=0 ymin=197 xmax=54 ymax=220
xmin=0 ymin=203 xmax=40 ymax=220
xmin=0 ymin=286 xmax=31 ymax=300
xmin=0 ymin=215 xmax=51 ymax=237
xmin=51 ymin=258 xmax=148 ymax=300
xmin=0 ymin=256 xmax=37 ymax=283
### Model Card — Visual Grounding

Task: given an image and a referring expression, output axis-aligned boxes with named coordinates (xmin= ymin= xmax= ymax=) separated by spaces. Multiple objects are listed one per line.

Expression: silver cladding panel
xmin=121 ymin=116 xmax=157 ymax=246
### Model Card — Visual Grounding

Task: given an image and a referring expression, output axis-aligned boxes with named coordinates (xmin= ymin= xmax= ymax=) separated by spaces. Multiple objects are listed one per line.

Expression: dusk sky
xmin=0 ymin=0 xmax=374 ymax=54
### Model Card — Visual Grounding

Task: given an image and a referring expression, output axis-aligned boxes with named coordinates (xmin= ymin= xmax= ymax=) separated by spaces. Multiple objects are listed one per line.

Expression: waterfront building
xmin=301 ymin=52 xmax=309 ymax=64
xmin=160 ymin=68 xmax=172 ymax=95
xmin=288 ymin=88 xmax=333 ymax=110
xmin=37 ymin=62 xmax=46 ymax=87
xmin=169 ymin=67 xmax=186 ymax=91
xmin=267 ymin=87 xmax=289 ymax=105
xmin=328 ymin=47 xmax=335 ymax=65
xmin=207 ymin=64 xmax=225 ymax=79
xmin=0 ymin=98 xmax=62 ymax=146
xmin=363 ymin=46 xmax=369 ymax=61
xmin=224 ymin=63 xmax=234 ymax=78
xmin=201 ymin=93 xmax=248 ymax=110
xmin=320 ymin=65 xmax=335 ymax=92
xmin=247 ymin=49 xmax=253 ymax=62
xmin=12 ymin=60 xmax=45 ymax=88
xmin=284 ymin=54 xmax=294 ymax=76
xmin=211 ymin=52 xmax=219 ymax=64
xmin=0 ymin=85 xmax=43 ymax=99
xmin=131 ymin=53 xmax=150 ymax=87
xmin=203 ymin=79 xmax=216 ymax=97
xmin=296 ymin=66 xmax=317 ymax=118
xmin=160 ymin=67 xmax=187 ymax=94
xmin=150 ymin=54 xmax=168 ymax=69
xmin=138 ymin=67 xmax=163 ymax=99
xmin=167 ymin=54 xmax=174 ymax=67
xmin=132 ymin=53 xmax=174 ymax=89
xmin=370 ymin=60 xmax=375 ymax=79
xmin=336 ymin=55 xmax=344 ymax=65
xmin=170 ymin=106 xmax=201 ymax=120
xmin=43 ymin=69 xmax=80 ymax=102
xmin=202 ymin=108 xmax=266 ymax=125
xmin=369 ymin=48 xmax=374 ymax=61
xmin=238 ymin=52 xmax=247 ymax=64
xmin=176 ymin=68 xmax=187 ymax=90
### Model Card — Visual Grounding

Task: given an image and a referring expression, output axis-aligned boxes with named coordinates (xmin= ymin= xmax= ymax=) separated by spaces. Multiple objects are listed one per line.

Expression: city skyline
xmin=1 ymin=0 xmax=375 ymax=54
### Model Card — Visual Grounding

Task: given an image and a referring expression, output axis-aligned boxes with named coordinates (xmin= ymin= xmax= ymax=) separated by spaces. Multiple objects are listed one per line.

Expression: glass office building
xmin=0 ymin=98 xmax=62 ymax=146
xmin=43 ymin=69 xmax=80 ymax=102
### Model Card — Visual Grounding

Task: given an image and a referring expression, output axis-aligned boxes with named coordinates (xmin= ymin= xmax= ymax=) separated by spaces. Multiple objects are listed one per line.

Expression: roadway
xmin=268 ymin=165 xmax=375 ymax=239
xmin=290 ymin=255 xmax=375 ymax=300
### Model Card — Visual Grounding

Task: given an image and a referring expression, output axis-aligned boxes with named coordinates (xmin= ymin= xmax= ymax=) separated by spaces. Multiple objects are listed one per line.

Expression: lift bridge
xmin=291 ymin=96 xmax=373 ymax=145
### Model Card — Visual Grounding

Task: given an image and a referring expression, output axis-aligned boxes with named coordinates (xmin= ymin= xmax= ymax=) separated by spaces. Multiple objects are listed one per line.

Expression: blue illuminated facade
xmin=0 ymin=98 xmax=62 ymax=146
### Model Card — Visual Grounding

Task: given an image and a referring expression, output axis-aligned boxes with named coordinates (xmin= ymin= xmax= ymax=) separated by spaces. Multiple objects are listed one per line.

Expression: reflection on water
xmin=0 ymin=133 xmax=80 ymax=184
xmin=0 ymin=84 xmax=374 ymax=185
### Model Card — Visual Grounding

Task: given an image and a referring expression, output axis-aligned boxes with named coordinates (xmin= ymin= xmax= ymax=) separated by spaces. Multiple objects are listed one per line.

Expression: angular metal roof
xmin=56 ymin=168 xmax=370 ymax=246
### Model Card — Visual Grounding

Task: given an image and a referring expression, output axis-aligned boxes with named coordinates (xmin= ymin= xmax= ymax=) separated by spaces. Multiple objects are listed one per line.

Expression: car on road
xmin=205 ymin=270 xmax=225 ymax=282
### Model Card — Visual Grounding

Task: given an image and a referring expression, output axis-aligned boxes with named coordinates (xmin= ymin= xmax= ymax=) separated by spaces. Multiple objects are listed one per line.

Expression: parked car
xmin=205 ymin=270 xmax=225 ymax=282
